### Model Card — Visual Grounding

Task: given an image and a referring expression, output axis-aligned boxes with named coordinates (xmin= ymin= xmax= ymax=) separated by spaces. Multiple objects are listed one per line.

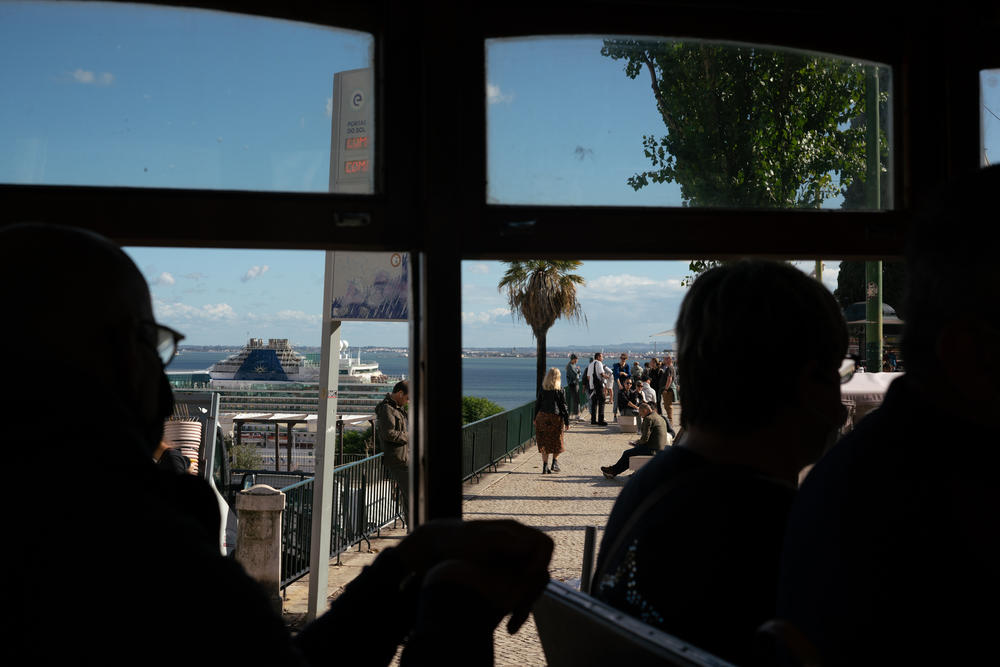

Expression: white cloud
xmin=325 ymin=97 xmax=333 ymax=117
xmin=275 ymin=309 xmax=322 ymax=325
xmin=154 ymin=299 xmax=237 ymax=321
xmin=462 ymin=307 xmax=511 ymax=324
xmin=151 ymin=271 xmax=175 ymax=286
xmin=581 ymin=274 xmax=684 ymax=301
xmin=466 ymin=262 xmax=490 ymax=274
xmin=71 ymin=69 xmax=114 ymax=85
xmin=241 ymin=265 xmax=270 ymax=283
xmin=487 ymin=83 xmax=514 ymax=105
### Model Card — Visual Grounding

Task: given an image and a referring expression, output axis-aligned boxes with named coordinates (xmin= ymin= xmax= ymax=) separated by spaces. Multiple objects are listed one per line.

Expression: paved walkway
xmin=281 ymin=402 xmax=681 ymax=666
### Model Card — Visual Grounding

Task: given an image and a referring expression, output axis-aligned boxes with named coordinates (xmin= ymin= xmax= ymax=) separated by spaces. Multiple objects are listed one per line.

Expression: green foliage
xmin=601 ymin=40 xmax=880 ymax=209
xmin=462 ymin=395 xmax=505 ymax=425
xmin=341 ymin=426 xmax=374 ymax=455
xmin=834 ymin=261 xmax=908 ymax=316
xmin=498 ymin=260 xmax=586 ymax=336
xmin=498 ymin=260 xmax=587 ymax=394
xmin=230 ymin=442 xmax=263 ymax=470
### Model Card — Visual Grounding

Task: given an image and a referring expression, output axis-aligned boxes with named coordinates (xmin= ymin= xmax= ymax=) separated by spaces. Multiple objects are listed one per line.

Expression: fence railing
xmin=241 ymin=402 xmax=536 ymax=589
xmin=461 ymin=401 xmax=535 ymax=481
xmin=276 ymin=453 xmax=402 ymax=590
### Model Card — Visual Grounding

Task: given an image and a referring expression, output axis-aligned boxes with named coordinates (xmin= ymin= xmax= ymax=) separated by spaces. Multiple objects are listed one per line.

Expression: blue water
xmin=167 ymin=350 xmax=541 ymax=410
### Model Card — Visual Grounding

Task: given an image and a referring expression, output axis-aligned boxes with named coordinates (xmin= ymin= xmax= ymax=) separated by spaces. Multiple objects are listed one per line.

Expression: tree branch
xmin=642 ymin=51 xmax=676 ymax=132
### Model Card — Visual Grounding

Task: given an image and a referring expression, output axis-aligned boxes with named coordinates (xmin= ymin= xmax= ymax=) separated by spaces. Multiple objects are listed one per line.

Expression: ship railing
xmin=276 ymin=453 xmax=403 ymax=590
xmin=461 ymin=401 xmax=536 ymax=482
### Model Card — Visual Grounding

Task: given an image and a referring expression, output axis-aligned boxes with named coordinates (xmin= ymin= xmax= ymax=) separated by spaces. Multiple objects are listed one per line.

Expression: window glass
xmin=982 ymin=69 xmax=999 ymax=168
xmin=0 ymin=2 xmax=374 ymax=193
xmin=487 ymin=37 xmax=892 ymax=209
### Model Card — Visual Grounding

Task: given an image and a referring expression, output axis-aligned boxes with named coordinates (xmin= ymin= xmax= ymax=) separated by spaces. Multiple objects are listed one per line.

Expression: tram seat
xmin=533 ymin=580 xmax=735 ymax=666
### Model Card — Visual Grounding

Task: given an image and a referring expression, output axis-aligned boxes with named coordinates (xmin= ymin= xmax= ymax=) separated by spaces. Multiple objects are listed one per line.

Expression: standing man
xmin=586 ymin=352 xmax=609 ymax=426
xmin=600 ymin=402 xmax=670 ymax=478
xmin=661 ymin=354 xmax=676 ymax=422
xmin=611 ymin=353 xmax=630 ymax=419
xmin=376 ymin=380 xmax=410 ymax=524
xmin=565 ymin=354 xmax=582 ymax=421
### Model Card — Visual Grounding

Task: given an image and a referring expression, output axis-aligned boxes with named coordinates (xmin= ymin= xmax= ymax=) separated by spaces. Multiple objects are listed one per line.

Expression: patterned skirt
xmin=534 ymin=411 xmax=565 ymax=455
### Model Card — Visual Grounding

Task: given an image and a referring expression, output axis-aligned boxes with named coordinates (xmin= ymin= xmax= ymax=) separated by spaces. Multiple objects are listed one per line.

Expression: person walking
xmin=534 ymin=367 xmax=570 ymax=473
xmin=565 ymin=354 xmax=582 ymax=421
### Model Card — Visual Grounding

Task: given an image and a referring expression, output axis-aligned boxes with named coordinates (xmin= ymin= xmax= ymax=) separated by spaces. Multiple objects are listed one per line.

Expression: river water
xmin=168 ymin=350 xmax=555 ymax=410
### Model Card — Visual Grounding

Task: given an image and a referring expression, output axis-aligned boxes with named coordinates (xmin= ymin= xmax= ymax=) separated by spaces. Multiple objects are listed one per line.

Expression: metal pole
xmin=581 ymin=526 xmax=597 ymax=594
xmin=307 ymin=250 xmax=341 ymax=621
xmin=865 ymin=65 xmax=883 ymax=372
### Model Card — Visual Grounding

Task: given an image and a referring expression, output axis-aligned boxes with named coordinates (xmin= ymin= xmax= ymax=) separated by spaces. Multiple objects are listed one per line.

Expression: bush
xmin=230 ymin=442 xmax=263 ymax=469
xmin=462 ymin=396 xmax=505 ymax=425
xmin=342 ymin=426 xmax=373 ymax=455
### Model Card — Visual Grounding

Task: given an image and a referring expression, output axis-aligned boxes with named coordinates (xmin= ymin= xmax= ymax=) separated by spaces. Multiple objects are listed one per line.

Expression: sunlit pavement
xmin=281 ymin=401 xmax=681 ymax=666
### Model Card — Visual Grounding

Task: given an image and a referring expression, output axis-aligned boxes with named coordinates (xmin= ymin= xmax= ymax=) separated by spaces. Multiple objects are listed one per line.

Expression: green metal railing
xmin=461 ymin=401 xmax=535 ymax=481
xmin=278 ymin=453 xmax=402 ymax=589
xmin=269 ymin=402 xmax=536 ymax=588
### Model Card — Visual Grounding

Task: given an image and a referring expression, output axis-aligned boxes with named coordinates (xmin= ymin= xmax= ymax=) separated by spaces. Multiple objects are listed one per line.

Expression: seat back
xmin=533 ymin=581 xmax=736 ymax=667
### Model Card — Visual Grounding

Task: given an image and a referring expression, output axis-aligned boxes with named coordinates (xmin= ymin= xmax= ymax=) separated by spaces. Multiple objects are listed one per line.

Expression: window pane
xmin=0 ymin=2 xmax=374 ymax=193
xmin=487 ymin=37 xmax=892 ymax=209
xmin=983 ymin=69 xmax=999 ymax=168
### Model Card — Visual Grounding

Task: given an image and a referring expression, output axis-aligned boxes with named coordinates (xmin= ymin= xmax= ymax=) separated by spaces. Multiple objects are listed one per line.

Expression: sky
xmin=2 ymin=3 xmax=997 ymax=347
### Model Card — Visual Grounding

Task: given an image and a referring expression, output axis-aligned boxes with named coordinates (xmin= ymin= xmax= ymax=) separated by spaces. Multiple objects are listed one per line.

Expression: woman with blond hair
xmin=534 ymin=367 xmax=569 ymax=473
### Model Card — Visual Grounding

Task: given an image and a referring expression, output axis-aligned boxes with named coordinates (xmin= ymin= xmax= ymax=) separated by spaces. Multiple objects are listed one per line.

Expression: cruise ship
xmin=170 ymin=338 xmax=402 ymax=418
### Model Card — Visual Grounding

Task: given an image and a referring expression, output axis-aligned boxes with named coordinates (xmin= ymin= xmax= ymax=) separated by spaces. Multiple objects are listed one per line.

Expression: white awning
xmin=841 ymin=371 xmax=903 ymax=404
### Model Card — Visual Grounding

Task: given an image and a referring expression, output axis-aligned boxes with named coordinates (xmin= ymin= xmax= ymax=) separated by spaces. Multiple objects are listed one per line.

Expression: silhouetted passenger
xmin=777 ymin=167 xmax=1000 ymax=665
xmin=4 ymin=223 xmax=552 ymax=666
xmin=592 ymin=260 xmax=847 ymax=665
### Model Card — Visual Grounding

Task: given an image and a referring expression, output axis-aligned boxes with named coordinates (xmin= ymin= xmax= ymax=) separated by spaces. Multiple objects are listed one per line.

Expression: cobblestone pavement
xmin=281 ymin=402 xmax=681 ymax=666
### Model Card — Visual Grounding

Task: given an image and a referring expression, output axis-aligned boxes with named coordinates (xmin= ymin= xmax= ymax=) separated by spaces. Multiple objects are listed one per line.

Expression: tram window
xmin=0 ymin=2 xmax=374 ymax=193
xmin=486 ymin=36 xmax=892 ymax=210
xmin=982 ymin=69 xmax=999 ymax=168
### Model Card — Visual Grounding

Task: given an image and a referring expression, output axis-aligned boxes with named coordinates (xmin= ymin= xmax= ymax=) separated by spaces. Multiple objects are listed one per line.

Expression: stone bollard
xmin=235 ymin=484 xmax=286 ymax=615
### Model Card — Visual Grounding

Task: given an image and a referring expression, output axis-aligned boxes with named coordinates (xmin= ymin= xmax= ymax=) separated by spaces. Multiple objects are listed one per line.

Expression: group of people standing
xmin=532 ymin=350 xmax=679 ymax=476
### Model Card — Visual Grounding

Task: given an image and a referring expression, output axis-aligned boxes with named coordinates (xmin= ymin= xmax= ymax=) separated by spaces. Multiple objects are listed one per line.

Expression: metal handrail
xmin=277 ymin=452 xmax=403 ymax=589
xmin=461 ymin=401 xmax=535 ymax=482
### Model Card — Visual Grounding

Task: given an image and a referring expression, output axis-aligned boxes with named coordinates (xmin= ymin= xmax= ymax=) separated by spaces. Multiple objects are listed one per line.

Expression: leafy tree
xmin=462 ymin=395 xmax=505 ymax=425
xmin=602 ymin=40 xmax=886 ymax=283
xmin=498 ymin=260 xmax=586 ymax=395
xmin=834 ymin=261 xmax=907 ymax=316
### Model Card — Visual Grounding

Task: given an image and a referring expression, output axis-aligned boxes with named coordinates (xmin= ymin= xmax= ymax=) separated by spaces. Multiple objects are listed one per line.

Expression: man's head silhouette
xmin=0 ymin=223 xmax=175 ymax=453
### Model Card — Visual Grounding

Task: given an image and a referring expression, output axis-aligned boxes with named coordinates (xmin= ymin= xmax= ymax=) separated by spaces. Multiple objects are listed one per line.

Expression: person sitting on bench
xmin=616 ymin=378 xmax=641 ymax=417
xmin=601 ymin=403 xmax=668 ymax=479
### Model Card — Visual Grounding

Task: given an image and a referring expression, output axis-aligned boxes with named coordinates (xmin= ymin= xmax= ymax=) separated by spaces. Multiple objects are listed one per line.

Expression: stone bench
xmin=616 ymin=414 xmax=637 ymax=433
xmin=628 ymin=455 xmax=654 ymax=472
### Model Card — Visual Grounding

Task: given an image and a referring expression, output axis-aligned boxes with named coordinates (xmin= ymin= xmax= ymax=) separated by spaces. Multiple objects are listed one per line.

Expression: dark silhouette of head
xmin=0 ymin=223 xmax=174 ymax=453
xmin=903 ymin=167 xmax=1000 ymax=385
xmin=676 ymin=260 xmax=847 ymax=437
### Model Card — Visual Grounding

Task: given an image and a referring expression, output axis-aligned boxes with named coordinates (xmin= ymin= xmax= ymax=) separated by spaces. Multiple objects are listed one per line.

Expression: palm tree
xmin=498 ymin=260 xmax=587 ymax=396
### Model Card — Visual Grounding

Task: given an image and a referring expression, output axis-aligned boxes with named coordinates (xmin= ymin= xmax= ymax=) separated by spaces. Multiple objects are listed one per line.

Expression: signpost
xmin=309 ymin=68 xmax=411 ymax=621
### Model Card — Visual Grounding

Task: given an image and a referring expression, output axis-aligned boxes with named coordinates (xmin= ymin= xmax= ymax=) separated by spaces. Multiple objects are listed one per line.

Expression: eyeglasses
xmin=141 ymin=321 xmax=186 ymax=366
xmin=839 ymin=355 xmax=861 ymax=384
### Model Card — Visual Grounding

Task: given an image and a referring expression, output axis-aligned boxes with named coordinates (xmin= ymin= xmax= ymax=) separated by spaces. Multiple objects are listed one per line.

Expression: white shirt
xmin=586 ymin=359 xmax=607 ymax=390
xmin=639 ymin=383 xmax=656 ymax=403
